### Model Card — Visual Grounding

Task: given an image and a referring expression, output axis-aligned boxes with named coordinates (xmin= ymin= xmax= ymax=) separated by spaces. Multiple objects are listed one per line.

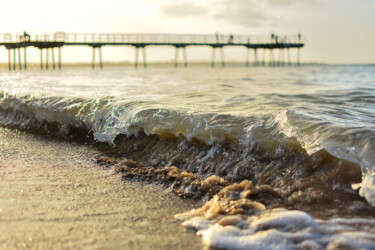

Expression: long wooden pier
xmin=0 ymin=32 xmax=304 ymax=70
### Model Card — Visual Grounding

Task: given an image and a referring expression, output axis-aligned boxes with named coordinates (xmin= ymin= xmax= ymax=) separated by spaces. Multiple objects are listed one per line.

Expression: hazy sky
xmin=1 ymin=0 xmax=374 ymax=64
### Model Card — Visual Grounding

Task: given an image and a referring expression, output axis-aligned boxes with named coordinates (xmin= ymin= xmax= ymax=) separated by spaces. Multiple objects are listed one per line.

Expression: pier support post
xmin=246 ymin=48 xmax=250 ymax=67
xmin=24 ymin=47 xmax=27 ymax=70
xmin=99 ymin=47 xmax=103 ymax=69
xmin=211 ymin=47 xmax=216 ymax=67
xmin=269 ymin=49 xmax=274 ymax=66
xmin=174 ymin=47 xmax=188 ymax=67
xmin=40 ymin=49 xmax=43 ymax=70
xmin=13 ymin=49 xmax=16 ymax=71
xmin=46 ymin=49 xmax=49 ymax=70
xmin=174 ymin=47 xmax=179 ymax=67
xmin=282 ymin=48 xmax=285 ymax=66
xmin=18 ymin=48 xmax=21 ymax=70
xmin=91 ymin=47 xmax=103 ymax=69
xmin=135 ymin=47 xmax=139 ymax=68
xmin=92 ymin=47 xmax=96 ymax=69
xmin=221 ymin=47 xmax=225 ymax=67
xmin=183 ymin=47 xmax=187 ymax=67
xmin=262 ymin=49 xmax=266 ymax=66
xmin=287 ymin=48 xmax=291 ymax=66
xmin=142 ymin=47 xmax=147 ymax=68
xmin=52 ymin=48 xmax=56 ymax=70
xmin=211 ymin=47 xmax=225 ymax=67
xmin=254 ymin=49 xmax=258 ymax=66
xmin=58 ymin=47 xmax=62 ymax=70
xmin=278 ymin=49 xmax=282 ymax=66
xmin=8 ymin=49 xmax=11 ymax=71
xmin=134 ymin=46 xmax=146 ymax=68
xmin=297 ymin=48 xmax=301 ymax=66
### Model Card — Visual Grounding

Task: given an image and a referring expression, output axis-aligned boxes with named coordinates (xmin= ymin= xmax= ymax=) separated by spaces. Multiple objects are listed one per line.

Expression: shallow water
xmin=1 ymin=64 xmax=375 ymax=248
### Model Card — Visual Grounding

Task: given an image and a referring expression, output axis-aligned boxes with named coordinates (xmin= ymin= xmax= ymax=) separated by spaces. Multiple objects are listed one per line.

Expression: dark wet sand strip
xmin=0 ymin=128 xmax=202 ymax=249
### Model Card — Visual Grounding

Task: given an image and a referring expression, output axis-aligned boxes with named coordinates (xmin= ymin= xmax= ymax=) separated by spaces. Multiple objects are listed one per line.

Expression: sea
xmin=1 ymin=63 xmax=375 ymax=249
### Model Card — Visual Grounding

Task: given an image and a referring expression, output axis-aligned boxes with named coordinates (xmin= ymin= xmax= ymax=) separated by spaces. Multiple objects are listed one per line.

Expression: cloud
xmin=266 ymin=0 xmax=299 ymax=5
xmin=209 ymin=0 xmax=317 ymax=28
xmin=158 ymin=0 xmax=317 ymax=28
xmin=266 ymin=0 xmax=316 ymax=5
xmin=160 ymin=2 xmax=208 ymax=17
xmin=211 ymin=0 xmax=267 ymax=27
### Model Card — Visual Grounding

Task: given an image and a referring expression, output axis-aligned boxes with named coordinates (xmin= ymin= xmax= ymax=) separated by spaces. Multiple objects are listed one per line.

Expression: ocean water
xmin=1 ymin=64 xmax=375 ymax=249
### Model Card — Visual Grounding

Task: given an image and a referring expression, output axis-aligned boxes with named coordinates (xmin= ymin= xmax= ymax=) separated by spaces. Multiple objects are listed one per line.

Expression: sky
xmin=0 ymin=0 xmax=374 ymax=64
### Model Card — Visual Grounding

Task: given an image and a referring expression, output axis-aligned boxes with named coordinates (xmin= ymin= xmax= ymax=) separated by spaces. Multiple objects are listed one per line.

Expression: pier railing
xmin=0 ymin=32 xmax=304 ymax=45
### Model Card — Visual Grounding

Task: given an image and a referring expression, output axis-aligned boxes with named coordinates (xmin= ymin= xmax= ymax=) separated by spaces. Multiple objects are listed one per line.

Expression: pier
xmin=0 ymin=32 xmax=305 ymax=70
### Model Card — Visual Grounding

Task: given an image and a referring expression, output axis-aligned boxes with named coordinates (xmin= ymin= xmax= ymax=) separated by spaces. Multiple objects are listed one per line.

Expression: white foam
xmin=352 ymin=171 xmax=375 ymax=207
xmin=182 ymin=216 xmax=214 ymax=231
xmin=198 ymin=226 xmax=295 ymax=250
xmin=249 ymin=210 xmax=317 ymax=232
xmin=327 ymin=233 xmax=375 ymax=250
xmin=178 ymin=209 xmax=375 ymax=249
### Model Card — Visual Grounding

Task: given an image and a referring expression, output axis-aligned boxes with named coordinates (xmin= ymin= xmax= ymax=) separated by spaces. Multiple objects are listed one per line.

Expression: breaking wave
xmin=0 ymin=91 xmax=374 ymax=210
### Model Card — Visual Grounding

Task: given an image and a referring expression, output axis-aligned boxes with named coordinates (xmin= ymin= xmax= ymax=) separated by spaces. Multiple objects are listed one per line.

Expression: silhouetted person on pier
xmin=23 ymin=31 xmax=30 ymax=42
xmin=298 ymin=33 xmax=301 ymax=42
xmin=228 ymin=34 xmax=234 ymax=44
xmin=215 ymin=32 xmax=219 ymax=44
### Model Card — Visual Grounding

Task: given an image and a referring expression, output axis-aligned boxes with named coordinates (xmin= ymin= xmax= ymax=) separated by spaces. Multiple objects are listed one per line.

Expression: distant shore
xmin=0 ymin=61 xmax=342 ymax=70
xmin=1 ymin=62 xmax=373 ymax=70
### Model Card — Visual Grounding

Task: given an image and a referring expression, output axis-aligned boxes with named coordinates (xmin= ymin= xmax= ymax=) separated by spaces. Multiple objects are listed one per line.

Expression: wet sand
xmin=0 ymin=128 xmax=202 ymax=249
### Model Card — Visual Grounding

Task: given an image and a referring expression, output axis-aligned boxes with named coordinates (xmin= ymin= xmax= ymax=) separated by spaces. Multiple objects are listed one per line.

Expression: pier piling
xmin=12 ymin=49 xmax=15 ymax=70
xmin=269 ymin=49 xmax=274 ymax=66
xmin=142 ymin=47 xmax=146 ymax=68
xmin=24 ymin=47 xmax=27 ymax=70
xmin=40 ymin=49 xmax=43 ymax=70
xmin=52 ymin=48 xmax=55 ymax=70
xmin=99 ymin=47 xmax=103 ymax=69
xmin=297 ymin=48 xmax=301 ymax=66
xmin=58 ymin=47 xmax=62 ymax=70
xmin=134 ymin=46 xmax=147 ymax=68
xmin=262 ymin=49 xmax=266 ymax=66
xmin=91 ymin=46 xmax=103 ymax=69
xmin=183 ymin=47 xmax=187 ymax=67
xmin=220 ymin=47 xmax=225 ymax=67
xmin=174 ymin=48 xmax=179 ymax=67
xmin=46 ymin=49 xmax=49 ymax=70
xmin=8 ymin=49 xmax=11 ymax=71
xmin=174 ymin=47 xmax=188 ymax=67
xmin=211 ymin=46 xmax=225 ymax=68
xmin=92 ymin=47 xmax=96 ymax=69
xmin=18 ymin=48 xmax=21 ymax=70
xmin=246 ymin=48 xmax=250 ymax=67
xmin=135 ymin=47 xmax=139 ymax=68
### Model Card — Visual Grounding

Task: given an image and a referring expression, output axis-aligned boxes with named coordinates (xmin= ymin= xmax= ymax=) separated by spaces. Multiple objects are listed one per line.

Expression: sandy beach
xmin=0 ymin=127 xmax=202 ymax=249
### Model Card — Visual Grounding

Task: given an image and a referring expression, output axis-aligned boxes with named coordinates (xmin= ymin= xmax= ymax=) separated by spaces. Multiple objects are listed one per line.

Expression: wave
xmin=0 ymin=91 xmax=374 ymax=208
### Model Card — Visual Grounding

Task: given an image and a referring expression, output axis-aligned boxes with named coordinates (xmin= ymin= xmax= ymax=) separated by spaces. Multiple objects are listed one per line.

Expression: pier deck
xmin=0 ymin=32 xmax=305 ymax=70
